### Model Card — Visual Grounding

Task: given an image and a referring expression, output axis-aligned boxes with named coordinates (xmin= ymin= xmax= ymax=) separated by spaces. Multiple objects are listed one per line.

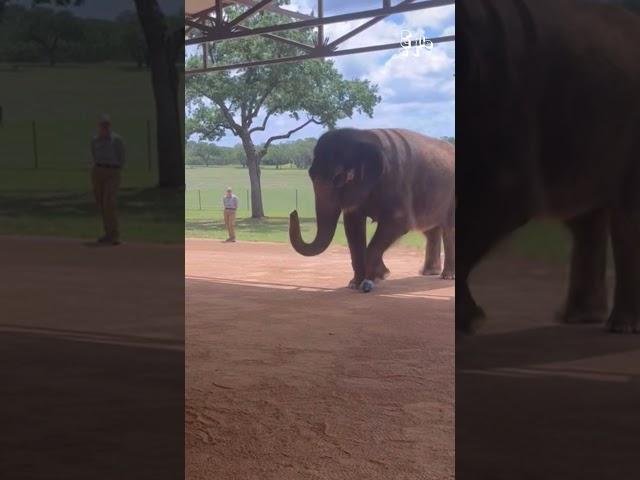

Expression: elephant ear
xmin=350 ymin=140 xmax=384 ymax=190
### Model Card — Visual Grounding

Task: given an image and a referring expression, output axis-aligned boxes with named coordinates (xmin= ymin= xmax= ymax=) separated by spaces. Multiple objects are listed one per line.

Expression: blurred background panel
xmin=0 ymin=1 xmax=185 ymax=479
xmin=456 ymin=1 xmax=640 ymax=479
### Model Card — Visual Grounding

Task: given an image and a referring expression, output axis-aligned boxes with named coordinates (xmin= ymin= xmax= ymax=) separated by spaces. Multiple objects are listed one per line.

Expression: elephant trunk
xmin=289 ymin=183 xmax=341 ymax=256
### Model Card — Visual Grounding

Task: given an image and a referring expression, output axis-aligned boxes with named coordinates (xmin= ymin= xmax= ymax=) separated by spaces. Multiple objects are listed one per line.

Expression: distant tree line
xmin=187 ymin=136 xmax=454 ymax=169
xmin=186 ymin=138 xmax=317 ymax=169
xmin=0 ymin=4 xmax=181 ymax=67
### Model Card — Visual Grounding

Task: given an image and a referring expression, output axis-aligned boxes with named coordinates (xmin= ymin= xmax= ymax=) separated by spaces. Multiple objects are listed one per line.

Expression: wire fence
xmin=185 ymin=188 xmax=317 ymax=217
xmin=0 ymin=118 xmax=157 ymax=171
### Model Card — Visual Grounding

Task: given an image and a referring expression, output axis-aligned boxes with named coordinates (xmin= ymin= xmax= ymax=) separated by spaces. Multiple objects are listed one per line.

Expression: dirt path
xmin=186 ymin=239 xmax=455 ymax=480
xmin=457 ymin=252 xmax=640 ymax=480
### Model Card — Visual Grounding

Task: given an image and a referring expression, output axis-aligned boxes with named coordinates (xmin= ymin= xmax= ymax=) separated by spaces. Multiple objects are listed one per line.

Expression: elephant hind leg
xmin=557 ymin=209 xmax=609 ymax=325
xmin=421 ymin=227 xmax=454 ymax=279
xmin=607 ymin=209 xmax=640 ymax=333
xmin=421 ymin=227 xmax=442 ymax=275
xmin=441 ymin=226 xmax=455 ymax=280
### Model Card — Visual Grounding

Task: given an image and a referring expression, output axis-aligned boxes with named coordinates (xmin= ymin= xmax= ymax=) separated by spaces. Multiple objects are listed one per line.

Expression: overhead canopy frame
xmin=185 ymin=0 xmax=455 ymax=74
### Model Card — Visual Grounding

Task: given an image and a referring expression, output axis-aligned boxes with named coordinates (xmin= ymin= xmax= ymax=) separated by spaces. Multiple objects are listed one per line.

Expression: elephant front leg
xmin=558 ymin=210 xmax=608 ymax=324
xmin=361 ymin=221 xmax=407 ymax=292
xmin=441 ymin=226 xmax=455 ymax=280
xmin=456 ymin=199 xmax=528 ymax=333
xmin=344 ymin=211 xmax=367 ymax=289
xmin=607 ymin=209 xmax=640 ymax=333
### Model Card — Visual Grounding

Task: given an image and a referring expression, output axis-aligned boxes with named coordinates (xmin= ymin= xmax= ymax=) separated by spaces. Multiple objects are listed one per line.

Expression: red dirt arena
xmin=186 ymin=238 xmax=455 ymax=480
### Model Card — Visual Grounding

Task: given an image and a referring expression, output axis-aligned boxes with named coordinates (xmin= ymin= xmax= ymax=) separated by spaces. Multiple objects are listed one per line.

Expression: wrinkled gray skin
xmin=289 ymin=128 xmax=455 ymax=291
xmin=457 ymin=0 xmax=640 ymax=333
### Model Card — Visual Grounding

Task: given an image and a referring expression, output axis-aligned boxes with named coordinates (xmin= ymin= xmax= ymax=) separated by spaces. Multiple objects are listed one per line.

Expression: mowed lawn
xmin=186 ymin=165 xmax=572 ymax=261
xmin=185 ymin=165 xmax=427 ymax=248
xmin=0 ymin=63 xmax=182 ymax=243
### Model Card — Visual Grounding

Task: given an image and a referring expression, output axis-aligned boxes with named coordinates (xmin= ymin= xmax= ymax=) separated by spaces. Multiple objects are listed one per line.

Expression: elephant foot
xmin=606 ymin=309 xmax=639 ymax=334
xmin=421 ymin=266 xmax=441 ymax=276
xmin=441 ymin=269 xmax=455 ymax=280
xmin=360 ymin=279 xmax=375 ymax=293
xmin=373 ymin=263 xmax=390 ymax=281
xmin=348 ymin=277 xmax=363 ymax=290
xmin=555 ymin=306 xmax=607 ymax=325
xmin=456 ymin=301 xmax=486 ymax=335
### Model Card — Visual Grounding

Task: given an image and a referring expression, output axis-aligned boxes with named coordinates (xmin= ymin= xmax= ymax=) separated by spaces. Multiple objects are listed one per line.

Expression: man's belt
xmin=225 ymin=208 xmax=236 ymax=210
xmin=95 ymin=163 xmax=121 ymax=169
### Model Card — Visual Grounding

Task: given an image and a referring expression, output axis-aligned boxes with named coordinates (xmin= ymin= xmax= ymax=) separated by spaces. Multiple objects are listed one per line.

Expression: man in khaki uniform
xmin=223 ymin=187 xmax=238 ymax=242
xmin=91 ymin=114 xmax=125 ymax=245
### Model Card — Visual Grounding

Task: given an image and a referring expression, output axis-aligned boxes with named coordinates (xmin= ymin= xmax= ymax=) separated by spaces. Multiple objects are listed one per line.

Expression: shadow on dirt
xmin=457 ymin=253 xmax=640 ymax=480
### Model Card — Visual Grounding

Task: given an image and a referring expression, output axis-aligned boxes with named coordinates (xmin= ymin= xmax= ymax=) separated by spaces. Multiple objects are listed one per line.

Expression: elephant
xmin=289 ymin=128 xmax=455 ymax=292
xmin=457 ymin=0 xmax=640 ymax=333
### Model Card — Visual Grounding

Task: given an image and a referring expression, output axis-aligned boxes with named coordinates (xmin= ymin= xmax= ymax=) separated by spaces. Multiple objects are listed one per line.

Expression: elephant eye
xmin=332 ymin=172 xmax=345 ymax=188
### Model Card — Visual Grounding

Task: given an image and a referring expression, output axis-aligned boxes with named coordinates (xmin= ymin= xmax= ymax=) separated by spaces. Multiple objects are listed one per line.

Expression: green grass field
xmin=1 ymin=63 xmax=158 ymax=177
xmin=1 ymin=64 xmax=573 ymax=256
xmin=185 ymin=165 xmax=429 ymax=248
xmin=0 ymin=63 xmax=182 ymax=243
xmin=185 ymin=165 xmax=573 ymax=261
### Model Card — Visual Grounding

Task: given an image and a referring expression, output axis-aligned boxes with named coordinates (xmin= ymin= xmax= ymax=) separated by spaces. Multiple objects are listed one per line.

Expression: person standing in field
xmin=223 ymin=187 xmax=238 ymax=242
xmin=91 ymin=114 xmax=125 ymax=245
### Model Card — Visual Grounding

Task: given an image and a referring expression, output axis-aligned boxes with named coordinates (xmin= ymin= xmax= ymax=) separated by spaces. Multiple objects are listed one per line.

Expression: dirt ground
xmin=1 ymin=236 xmax=184 ymax=480
xmin=186 ymin=239 xmax=455 ymax=480
xmin=458 ymin=251 xmax=640 ymax=480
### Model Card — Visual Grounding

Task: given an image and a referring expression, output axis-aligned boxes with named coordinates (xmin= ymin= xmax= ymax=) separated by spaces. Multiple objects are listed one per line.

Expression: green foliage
xmin=21 ymin=7 xmax=84 ymax=65
xmin=185 ymin=3 xmax=379 ymax=216
xmin=262 ymin=137 xmax=316 ymax=168
xmin=0 ymin=3 xmax=181 ymax=66
xmin=185 ymin=5 xmax=380 ymax=155
xmin=187 ymin=138 xmax=317 ymax=169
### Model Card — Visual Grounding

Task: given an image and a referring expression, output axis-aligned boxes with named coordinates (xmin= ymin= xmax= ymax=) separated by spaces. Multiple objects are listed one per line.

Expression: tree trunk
xmin=149 ymin=50 xmax=183 ymax=187
xmin=240 ymin=133 xmax=264 ymax=218
xmin=135 ymin=0 xmax=184 ymax=188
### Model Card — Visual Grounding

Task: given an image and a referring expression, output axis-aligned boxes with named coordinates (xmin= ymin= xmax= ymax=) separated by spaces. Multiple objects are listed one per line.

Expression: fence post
xmin=295 ymin=189 xmax=298 ymax=211
xmin=146 ymin=119 xmax=152 ymax=172
xmin=198 ymin=189 xmax=202 ymax=210
xmin=246 ymin=189 xmax=249 ymax=212
xmin=32 ymin=121 xmax=39 ymax=169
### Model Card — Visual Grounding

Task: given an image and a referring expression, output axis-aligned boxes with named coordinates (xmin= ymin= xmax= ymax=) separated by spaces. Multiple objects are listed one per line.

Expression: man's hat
xmin=99 ymin=113 xmax=111 ymax=125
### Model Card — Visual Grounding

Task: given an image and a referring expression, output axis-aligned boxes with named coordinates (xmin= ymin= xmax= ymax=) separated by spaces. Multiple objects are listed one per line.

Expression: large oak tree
xmin=185 ymin=5 xmax=380 ymax=218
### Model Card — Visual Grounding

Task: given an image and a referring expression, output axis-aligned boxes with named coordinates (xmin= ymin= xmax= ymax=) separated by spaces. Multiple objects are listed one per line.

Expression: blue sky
xmin=193 ymin=0 xmax=455 ymax=147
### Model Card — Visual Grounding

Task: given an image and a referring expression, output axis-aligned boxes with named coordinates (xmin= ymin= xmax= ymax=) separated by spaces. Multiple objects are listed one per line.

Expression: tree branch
xmin=250 ymin=82 xmax=277 ymax=119
xmin=259 ymin=117 xmax=321 ymax=157
xmin=215 ymin=98 xmax=243 ymax=136
xmin=248 ymin=110 xmax=273 ymax=134
xmin=191 ymin=83 xmax=243 ymax=136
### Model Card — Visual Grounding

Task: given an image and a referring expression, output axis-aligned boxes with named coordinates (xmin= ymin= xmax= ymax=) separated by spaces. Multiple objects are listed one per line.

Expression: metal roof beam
xmin=228 ymin=0 xmax=274 ymax=27
xmin=186 ymin=0 xmax=455 ymax=46
xmin=186 ymin=34 xmax=455 ymax=74
xmin=328 ymin=0 xmax=415 ymax=49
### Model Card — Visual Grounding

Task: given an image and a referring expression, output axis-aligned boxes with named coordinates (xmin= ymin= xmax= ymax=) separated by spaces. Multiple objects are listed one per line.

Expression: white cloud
xmin=209 ymin=2 xmax=455 ymax=145
xmin=369 ymin=45 xmax=454 ymax=104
